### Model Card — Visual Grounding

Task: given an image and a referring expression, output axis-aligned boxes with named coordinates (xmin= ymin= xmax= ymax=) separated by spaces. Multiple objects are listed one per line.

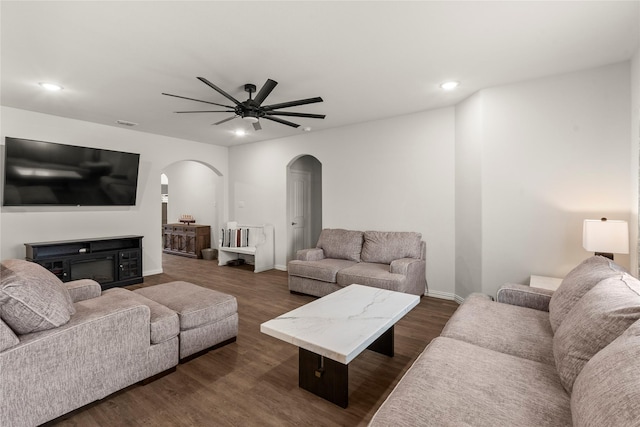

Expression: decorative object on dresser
xmin=218 ymin=222 xmax=274 ymax=273
xmin=178 ymin=214 xmax=195 ymax=224
xmin=24 ymin=235 xmax=143 ymax=290
xmin=163 ymin=223 xmax=211 ymax=259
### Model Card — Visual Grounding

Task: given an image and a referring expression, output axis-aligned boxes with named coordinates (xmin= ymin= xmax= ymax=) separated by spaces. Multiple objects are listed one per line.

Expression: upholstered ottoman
xmin=134 ymin=281 xmax=238 ymax=361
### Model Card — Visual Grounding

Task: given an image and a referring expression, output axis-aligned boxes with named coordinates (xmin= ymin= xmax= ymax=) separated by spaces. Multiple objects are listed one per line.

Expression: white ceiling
xmin=1 ymin=1 xmax=639 ymax=147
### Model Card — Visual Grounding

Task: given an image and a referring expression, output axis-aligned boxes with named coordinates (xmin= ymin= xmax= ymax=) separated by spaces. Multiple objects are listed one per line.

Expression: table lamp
xmin=582 ymin=218 xmax=629 ymax=260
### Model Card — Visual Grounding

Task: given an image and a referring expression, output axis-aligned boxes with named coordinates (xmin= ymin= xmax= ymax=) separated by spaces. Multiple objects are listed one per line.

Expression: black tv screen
xmin=3 ymin=137 xmax=140 ymax=206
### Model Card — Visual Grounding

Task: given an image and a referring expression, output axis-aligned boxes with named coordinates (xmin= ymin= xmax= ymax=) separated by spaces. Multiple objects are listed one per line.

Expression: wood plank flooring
xmin=52 ymin=254 xmax=459 ymax=427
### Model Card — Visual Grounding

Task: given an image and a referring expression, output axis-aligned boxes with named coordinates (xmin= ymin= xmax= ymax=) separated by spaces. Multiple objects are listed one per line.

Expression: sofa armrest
xmin=64 ymin=279 xmax=102 ymax=302
xmin=390 ymin=258 xmax=420 ymax=275
xmin=296 ymin=248 xmax=325 ymax=261
xmin=496 ymin=283 xmax=554 ymax=312
xmin=390 ymin=258 xmax=427 ymax=295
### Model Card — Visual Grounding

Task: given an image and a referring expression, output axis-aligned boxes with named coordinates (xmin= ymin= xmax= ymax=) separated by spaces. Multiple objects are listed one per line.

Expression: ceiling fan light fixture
xmin=242 ymin=115 xmax=259 ymax=123
xmin=440 ymin=81 xmax=460 ymax=90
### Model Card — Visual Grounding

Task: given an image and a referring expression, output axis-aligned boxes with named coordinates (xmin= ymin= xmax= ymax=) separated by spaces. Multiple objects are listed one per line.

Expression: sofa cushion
xmin=361 ymin=231 xmax=422 ymax=264
xmin=0 ymin=259 xmax=75 ymax=334
xmin=553 ymin=273 xmax=640 ymax=393
xmin=441 ymin=293 xmax=555 ymax=365
xmin=0 ymin=318 xmax=19 ymax=351
xmin=571 ymin=320 xmax=640 ymax=427
xmin=336 ymin=263 xmax=406 ymax=291
xmin=103 ymin=288 xmax=179 ymax=344
xmin=316 ymin=229 xmax=363 ymax=262
xmin=369 ymin=337 xmax=572 ymax=427
xmin=134 ymin=281 xmax=237 ymax=331
xmin=549 ymin=256 xmax=625 ymax=333
xmin=288 ymin=259 xmax=357 ymax=283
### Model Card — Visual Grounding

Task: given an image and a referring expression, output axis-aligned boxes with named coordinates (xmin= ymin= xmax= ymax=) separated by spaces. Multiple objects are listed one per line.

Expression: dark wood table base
xmin=298 ymin=326 xmax=395 ymax=408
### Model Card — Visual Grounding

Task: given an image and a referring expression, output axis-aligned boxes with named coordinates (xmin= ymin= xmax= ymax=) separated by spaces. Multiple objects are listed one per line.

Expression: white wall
xmin=0 ymin=107 xmax=228 ymax=275
xmin=631 ymin=48 xmax=640 ymax=276
xmin=163 ymin=160 xmax=222 ymax=245
xmin=455 ymin=91 xmax=484 ymax=300
xmin=477 ymin=62 xmax=632 ymax=296
xmin=229 ymin=108 xmax=457 ymax=297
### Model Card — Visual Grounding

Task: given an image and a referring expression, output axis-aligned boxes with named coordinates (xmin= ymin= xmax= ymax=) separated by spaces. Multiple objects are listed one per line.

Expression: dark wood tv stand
xmin=25 ymin=235 xmax=143 ymax=290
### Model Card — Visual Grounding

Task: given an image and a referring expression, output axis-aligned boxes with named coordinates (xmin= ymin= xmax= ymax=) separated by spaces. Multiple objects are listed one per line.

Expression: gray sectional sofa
xmin=288 ymin=228 xmax=427 ymax=297
xmin=370 ymin=256 xmax=640 ymax=426
xmin=0 ymin=258 xmax=239 ymax=427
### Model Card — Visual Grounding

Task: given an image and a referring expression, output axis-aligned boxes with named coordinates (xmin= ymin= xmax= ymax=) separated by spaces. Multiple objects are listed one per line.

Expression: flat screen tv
xmin=3 ymin=137 xmax=140 ymax=206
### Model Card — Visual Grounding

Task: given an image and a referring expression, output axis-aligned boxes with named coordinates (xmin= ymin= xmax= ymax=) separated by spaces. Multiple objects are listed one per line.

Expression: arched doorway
xmin=287 ymin=155 xmax=322 ymax=262
xmin=161 ymin=160 xmax=223 ymax=261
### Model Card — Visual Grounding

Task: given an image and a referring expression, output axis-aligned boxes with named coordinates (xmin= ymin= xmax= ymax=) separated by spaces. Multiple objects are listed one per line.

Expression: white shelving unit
xmin=218 ymin=223 xmax=274 ymax=273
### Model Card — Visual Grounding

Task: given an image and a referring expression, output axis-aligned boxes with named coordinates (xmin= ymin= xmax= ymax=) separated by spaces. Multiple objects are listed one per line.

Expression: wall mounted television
xmin=3 ymin=137 xmax=140 ymax=206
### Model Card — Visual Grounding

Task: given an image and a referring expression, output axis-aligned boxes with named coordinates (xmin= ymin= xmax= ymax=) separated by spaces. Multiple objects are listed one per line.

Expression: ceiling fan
xmin=162 ymin=77 xmax=325 ymax=131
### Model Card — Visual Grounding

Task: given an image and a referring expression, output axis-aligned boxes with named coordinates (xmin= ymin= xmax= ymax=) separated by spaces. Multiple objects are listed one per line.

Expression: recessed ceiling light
xmin=234 ymin=129 xmax=246 ymax=137
xmin=302 ymin=127 xmax=312 ymax=132
xmin=440 ymin=81 xmax=460 ymax=90
xmin=38 ymin=82 xmax=63 ymax=91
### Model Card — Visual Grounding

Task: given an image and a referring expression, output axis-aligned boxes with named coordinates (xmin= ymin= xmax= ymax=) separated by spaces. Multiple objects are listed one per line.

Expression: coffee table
xmin=260 ymin=284 xmax=420 ymax=407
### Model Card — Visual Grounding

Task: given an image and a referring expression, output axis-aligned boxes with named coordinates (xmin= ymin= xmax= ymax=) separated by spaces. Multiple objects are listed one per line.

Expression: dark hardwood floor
xmin=53 ymin=254 xmax=459 ymax=427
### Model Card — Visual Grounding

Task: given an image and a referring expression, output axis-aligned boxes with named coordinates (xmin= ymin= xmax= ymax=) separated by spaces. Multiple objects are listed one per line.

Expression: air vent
xmin=115 ymin=120 xmax=138 ymax=127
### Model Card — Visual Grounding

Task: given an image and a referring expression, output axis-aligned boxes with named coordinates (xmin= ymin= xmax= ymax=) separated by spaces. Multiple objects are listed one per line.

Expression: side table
xmin=529 ymin=275 xmax=563 ymax=291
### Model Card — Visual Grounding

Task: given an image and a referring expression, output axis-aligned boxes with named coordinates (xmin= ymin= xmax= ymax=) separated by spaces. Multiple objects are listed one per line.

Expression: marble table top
xmin=260 ymin=284 xmax=420 ymax=364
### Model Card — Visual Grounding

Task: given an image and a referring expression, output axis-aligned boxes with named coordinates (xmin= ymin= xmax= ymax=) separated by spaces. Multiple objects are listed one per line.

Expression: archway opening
xmin=161 ymin=160 xmax=223 ymax=262
xmin=287 ymin=155 xmax=322 ymax=262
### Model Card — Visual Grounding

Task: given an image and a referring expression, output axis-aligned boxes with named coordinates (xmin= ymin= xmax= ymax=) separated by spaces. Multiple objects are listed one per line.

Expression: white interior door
xmin=289 ymin=170 xmax=311 ymax=260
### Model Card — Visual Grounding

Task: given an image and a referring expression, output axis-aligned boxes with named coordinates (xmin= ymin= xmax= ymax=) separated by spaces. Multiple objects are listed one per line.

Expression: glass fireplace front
xmin=70 ymin=256 xmax=116 ymax=284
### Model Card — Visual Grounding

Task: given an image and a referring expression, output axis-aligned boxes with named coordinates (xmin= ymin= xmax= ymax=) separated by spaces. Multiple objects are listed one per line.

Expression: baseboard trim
xmin=426 ymin=290 xmax=464 ymax=304
xmin=143 ymin=268 xmax=163 ymax=277
xmin=275 ymin=264 xmax=287 ymax=271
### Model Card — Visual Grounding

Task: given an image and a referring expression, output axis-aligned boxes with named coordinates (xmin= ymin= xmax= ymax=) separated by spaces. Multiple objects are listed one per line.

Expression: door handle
xmin=292 ymin=222 xmax=298 ymax=226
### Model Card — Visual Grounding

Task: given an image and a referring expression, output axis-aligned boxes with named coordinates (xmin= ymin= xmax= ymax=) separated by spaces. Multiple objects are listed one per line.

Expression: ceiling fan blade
xmin=176 ymin=110 xmax=235 ymax=113
xmin=262 ymin=116 xmax=300 ymax=128
xmin=162 ymin=93 xmax=234 ymax=108
xmin=213 ymin=116 xmax=237 ymax=125
xmin=197 ymin=77 xmax=242 ymax=106
xmin=253 ymin=121 xmax=262 ymax=131
xmin=265 ymin=111 xmax=325 ymax=119
xmin=253 ymin=79 xmax=278 ymax=106
xmin=262 ymin=97 xmax=323 ymax=111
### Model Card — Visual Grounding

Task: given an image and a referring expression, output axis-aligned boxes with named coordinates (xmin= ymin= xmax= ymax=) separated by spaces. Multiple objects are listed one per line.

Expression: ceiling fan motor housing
xmin=164 ymin=77 xmax=325 ymax=130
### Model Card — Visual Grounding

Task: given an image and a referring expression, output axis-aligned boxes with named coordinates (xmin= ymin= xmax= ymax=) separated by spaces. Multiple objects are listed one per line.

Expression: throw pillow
xmin=0 ymin=259 xmax=75 ymax=334
xmin=361 ymin=231 xmax=422 ymax=264
xmin=548 ymin=256 xmax=626 ymax=333
xmin=0 ymin=318 xmax=19 ymax=351
xmin=316 ymin=229 xmax=364 ymax=262
xmin=553 ymin=273 xmax=640 ymax=393
xmin=571 ymin=319 xmax=640 ymax=427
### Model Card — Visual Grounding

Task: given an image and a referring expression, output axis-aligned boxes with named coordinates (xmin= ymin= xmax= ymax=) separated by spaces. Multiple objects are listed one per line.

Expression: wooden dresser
xmin=163 ymin=224 xmax=211 ymax=259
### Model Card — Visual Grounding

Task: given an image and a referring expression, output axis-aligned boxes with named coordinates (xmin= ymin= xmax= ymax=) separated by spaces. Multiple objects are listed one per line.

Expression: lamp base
xmin=594 ymin=252 xmax=614 ymax=260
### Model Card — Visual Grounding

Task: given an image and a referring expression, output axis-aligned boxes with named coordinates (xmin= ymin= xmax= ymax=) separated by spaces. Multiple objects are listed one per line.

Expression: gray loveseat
xmin=0 ymin=259 xmax=180 ymax=427
xmin=370 ymin=256 xmax=640 ymax=426
xmin=288 ymin=228 xmax=427 ymax=297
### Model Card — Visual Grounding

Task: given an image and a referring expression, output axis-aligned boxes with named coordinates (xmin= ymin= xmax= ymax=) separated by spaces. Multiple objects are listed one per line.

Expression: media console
xmin=25 ymin=235 xmax=143 ymax=290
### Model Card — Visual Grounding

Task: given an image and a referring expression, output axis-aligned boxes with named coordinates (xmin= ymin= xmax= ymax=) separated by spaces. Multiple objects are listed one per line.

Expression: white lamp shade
xmin=583 ymin=219 xmax=629 ymax=254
